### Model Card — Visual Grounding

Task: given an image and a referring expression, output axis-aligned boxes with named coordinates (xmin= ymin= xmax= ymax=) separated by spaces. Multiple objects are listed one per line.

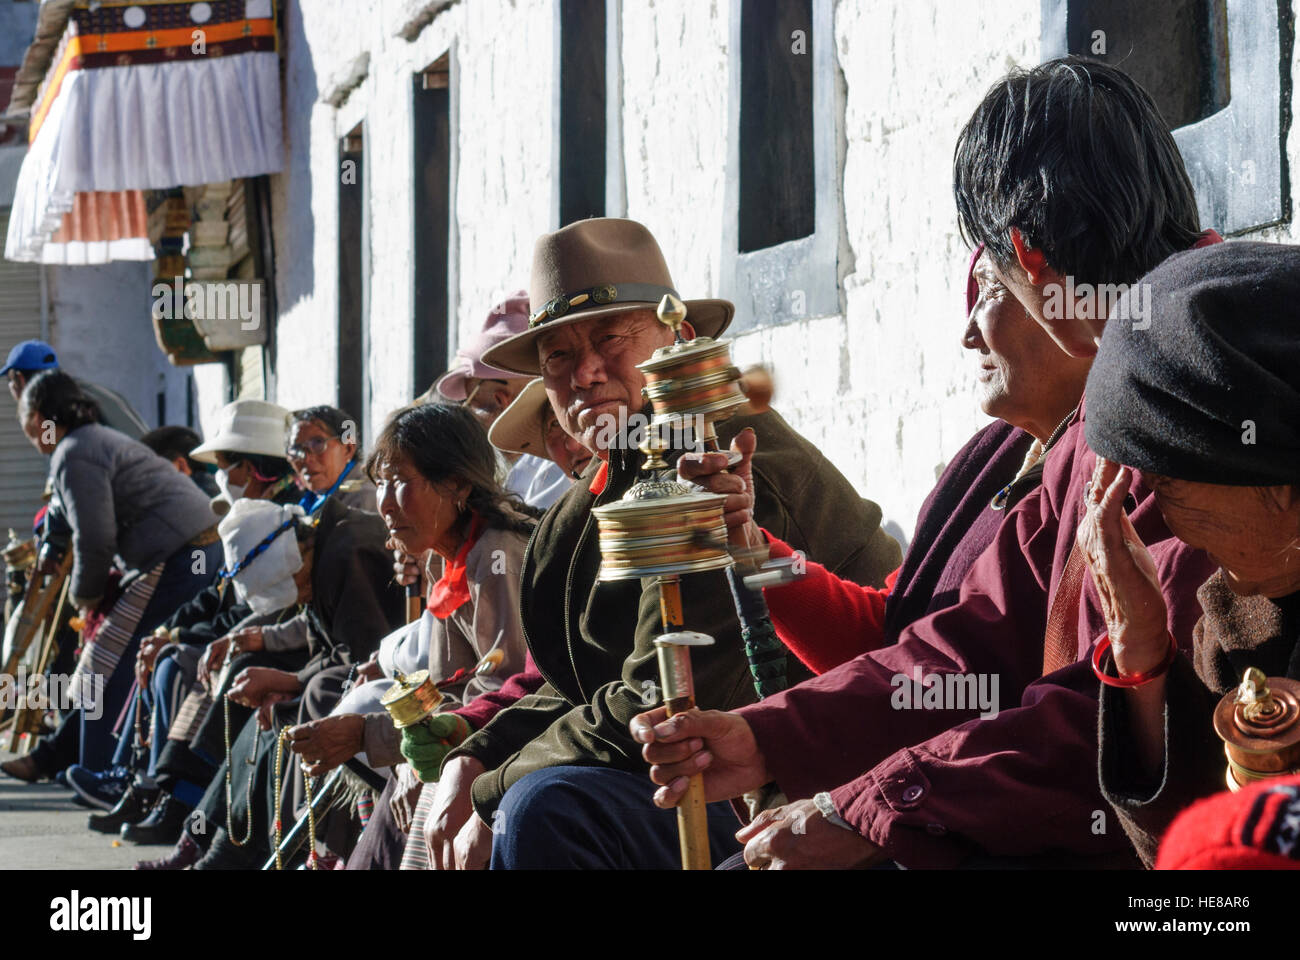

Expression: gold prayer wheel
xmin=1213 ymin=667 xmax=1300 ymax=791
xmin=639 ymin=295 xmax=747 ymax=449
xmin=4 ymin=530 xmax=35 ymax=601
xmin=594 ymin=487 xmax=731 ymax=581
xmin=379 ymin=669 xmax=444 ymax=729
xmin=3 ymin=530 xmax=35 ymax=571
xmin=593 ymin=429 xmax=731 ymax=581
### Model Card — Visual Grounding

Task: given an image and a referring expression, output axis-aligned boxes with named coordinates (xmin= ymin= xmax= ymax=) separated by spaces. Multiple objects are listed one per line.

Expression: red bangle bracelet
xmin=1091 ymin=632 xmax=1178 ymax=688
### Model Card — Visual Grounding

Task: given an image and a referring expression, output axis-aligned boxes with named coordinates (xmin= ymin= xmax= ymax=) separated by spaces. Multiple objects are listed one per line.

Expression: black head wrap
xmin=1086 ymin=241 xmax=1300 ymax=486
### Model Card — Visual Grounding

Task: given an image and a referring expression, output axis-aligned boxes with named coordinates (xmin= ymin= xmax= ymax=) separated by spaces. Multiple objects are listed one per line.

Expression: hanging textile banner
xmin=4 ymin=1 xmax=282 ymax=265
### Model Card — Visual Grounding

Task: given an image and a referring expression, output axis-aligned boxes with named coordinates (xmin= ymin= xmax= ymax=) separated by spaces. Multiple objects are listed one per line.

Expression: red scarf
xmin=588 ymin=460 xmax=609 ymax=495
xmin=426 ymin=513 xmax=485 ymax=619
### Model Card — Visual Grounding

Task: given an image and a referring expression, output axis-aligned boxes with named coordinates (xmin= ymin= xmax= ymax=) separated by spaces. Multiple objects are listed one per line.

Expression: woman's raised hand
xmin=1076 ymin=457 xmax=1170 ymax=675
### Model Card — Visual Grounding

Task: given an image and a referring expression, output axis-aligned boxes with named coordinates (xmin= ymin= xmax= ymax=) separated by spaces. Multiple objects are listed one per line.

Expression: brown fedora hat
xmin=480 ymin=218 xmax=734 ymax=375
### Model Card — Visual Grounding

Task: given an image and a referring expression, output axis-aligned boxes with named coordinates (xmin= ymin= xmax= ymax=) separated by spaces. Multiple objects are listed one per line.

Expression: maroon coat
xmin=738 ymin=398 xmax=1219 ymax=867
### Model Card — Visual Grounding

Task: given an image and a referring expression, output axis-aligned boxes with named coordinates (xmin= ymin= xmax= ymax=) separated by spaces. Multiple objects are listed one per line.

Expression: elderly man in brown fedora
xmin=418 ymin=217 xmax=899 ymax=869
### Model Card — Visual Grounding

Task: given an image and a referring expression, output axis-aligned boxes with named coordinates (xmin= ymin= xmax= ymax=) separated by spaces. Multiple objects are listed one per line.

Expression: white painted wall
xmin=233 ymin=0 xmax=1298 ymax=539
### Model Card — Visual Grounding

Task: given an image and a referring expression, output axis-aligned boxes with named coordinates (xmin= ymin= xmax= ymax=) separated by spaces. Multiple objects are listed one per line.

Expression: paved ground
xmin=0 ymin=752 xmax=173 ymax=869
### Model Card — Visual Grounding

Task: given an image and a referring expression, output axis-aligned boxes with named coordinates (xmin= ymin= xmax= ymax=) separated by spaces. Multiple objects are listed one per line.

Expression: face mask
xmin=215 ymin=467 xmax=249 ymax=505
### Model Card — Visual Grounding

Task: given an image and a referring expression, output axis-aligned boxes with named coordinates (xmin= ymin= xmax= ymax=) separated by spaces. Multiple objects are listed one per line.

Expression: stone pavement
xmin=0 ymin=752 xmax=173 ymax=869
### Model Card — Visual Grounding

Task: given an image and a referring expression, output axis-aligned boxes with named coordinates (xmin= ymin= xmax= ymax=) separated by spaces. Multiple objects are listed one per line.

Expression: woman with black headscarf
xmin=1077 ymin=240 xmax=1300 ymax=867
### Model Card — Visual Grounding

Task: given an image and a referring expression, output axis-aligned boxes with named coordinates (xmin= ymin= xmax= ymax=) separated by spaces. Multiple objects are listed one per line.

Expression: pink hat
xmin=433 ymin=290 xmax=531 ymax=401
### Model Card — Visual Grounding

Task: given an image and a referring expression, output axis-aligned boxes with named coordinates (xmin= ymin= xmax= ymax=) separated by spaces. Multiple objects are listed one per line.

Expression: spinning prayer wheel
xmin=592 ymin=437 xmax=731 ymax=582
xmin=639 ymin=294 xmax=747 ymax=450
xmin=379 ymin=669 xmax=444 ymax=729
xmin=1213 ymin=667 xmax=1300 ymax=791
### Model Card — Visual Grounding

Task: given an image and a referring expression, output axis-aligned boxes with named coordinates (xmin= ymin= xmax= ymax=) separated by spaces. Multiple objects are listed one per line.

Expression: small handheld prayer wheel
xmin=639 ymin=294 xmax=747 ymax=452
xmin=1213 ymin=667 xmax=1300 ymax=791
xmin=4 ymin=529 xmax=35 ymax=601
xmin=380 ymin=669 xmax=445 ymax=729
xmin=593 ymin=434 xmax=731 ymax=870
xmin=592 ymin=435 xmax=732 ymax=583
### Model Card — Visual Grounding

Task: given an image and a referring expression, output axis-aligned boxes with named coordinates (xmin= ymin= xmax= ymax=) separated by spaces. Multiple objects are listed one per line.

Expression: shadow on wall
xmin=274 ymin=0 xmax=318 ymax=312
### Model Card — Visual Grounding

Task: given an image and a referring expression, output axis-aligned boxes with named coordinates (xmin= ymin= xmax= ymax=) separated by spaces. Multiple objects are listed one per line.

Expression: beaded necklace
xmin=989 ymin=408 xmax=1077 ymax=511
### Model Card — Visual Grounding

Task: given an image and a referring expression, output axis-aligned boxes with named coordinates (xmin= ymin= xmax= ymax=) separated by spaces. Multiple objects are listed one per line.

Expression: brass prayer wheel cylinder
xmin=3 ymin=530 xmax=35 ymax=572
xmin=639 ymin=338 xmax=747 ymax=442
xmin=380 ymin=669 xmax=444 ymax=729
xmin=1213 ymin=668 xmax=1300 ymax=791
xmin=593 ymin=484 xmax=731 ymax=581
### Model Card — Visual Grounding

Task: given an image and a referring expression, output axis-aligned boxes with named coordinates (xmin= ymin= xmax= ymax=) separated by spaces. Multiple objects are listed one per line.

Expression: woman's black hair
xmin=20 ymin=370 xmax=101 ymax=430
xmin=953 ymin=56 xmax=1202 ymax=288
xmin=365 ymin=402 xmax=537 ymax=536
xmin=291 ymin=405 xmax=361 ymax=462
xmin=141 ymin=425 xmax=203 ymax=469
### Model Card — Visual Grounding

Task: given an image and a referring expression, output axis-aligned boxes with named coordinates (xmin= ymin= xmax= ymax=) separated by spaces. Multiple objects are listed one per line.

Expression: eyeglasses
xmin=286 ymin=435 xmax=337 ymax=461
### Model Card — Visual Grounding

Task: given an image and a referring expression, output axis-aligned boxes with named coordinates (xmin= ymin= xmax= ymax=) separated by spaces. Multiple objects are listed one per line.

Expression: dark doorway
xmin=559 ymin=0 xmax=607 ymax=225
xmin=413 ymin=56 xmax=452 ymax=396
xmin=338 ymin=123 xmax=365 ymax=433
xmin=739 ymin=0 xmax=815 ymax=253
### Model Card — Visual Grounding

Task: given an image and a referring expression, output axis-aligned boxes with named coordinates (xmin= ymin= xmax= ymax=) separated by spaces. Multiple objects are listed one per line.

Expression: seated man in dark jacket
xmin=415 ymin=217 xmax=901 ymax=869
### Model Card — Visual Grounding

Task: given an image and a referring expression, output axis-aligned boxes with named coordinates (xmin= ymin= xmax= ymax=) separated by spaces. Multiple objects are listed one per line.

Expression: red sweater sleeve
xmin=453 ymin=651 xmax=545 ymax=731
xmin=763 ymin=533 xmax=895 ymax=675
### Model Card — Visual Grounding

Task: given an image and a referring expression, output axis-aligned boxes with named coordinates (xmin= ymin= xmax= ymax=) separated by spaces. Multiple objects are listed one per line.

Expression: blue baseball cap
xmin=1 ymin=340 xmax=59 ymax=377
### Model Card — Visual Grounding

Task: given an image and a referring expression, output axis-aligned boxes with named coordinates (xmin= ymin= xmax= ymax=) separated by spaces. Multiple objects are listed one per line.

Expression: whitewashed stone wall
xmin=200 ymin=0 xmax=1299 ymax=540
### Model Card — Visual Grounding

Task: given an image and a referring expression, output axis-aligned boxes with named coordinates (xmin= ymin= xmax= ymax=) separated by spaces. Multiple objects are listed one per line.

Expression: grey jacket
xmin=50 ymin=424 xmax=217 ymax=606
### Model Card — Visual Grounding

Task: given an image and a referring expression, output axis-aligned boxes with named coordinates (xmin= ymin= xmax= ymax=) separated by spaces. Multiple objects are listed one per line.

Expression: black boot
xmin=121 ymin=793 xmax=192 ymax=845
xmin=192 ymin=826 xmax=262 ymax=870
xmin=88 ymin=782 xmax=159 ymax=834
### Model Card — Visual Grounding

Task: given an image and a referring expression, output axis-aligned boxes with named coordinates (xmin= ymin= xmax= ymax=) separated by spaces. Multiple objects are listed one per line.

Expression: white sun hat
xmin=191 ymin=399 xmax=293 ymax=465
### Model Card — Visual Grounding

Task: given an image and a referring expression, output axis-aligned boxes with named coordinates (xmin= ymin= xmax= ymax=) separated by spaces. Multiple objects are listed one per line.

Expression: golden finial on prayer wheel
xmin=656 ymin=294 xmax=688 ymax=342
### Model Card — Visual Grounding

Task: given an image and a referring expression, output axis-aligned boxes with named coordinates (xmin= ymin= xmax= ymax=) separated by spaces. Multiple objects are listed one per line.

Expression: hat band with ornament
xmin=529 ymin=282 xmax=681 ymax=329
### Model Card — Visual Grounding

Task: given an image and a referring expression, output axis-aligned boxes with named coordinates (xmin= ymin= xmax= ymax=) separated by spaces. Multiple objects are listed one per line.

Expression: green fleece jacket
xmin=451 ymin=407 xmax=901 ymax=817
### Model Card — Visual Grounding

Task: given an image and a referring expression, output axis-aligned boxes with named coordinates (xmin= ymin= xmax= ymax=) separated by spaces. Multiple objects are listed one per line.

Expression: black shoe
xmin=120 ymin=794 xmax=191 ymax=845
xmin=87 ymin=783 xmax=159 ymax=834
xmin=192 ymin=827 xmax=261 ymax=871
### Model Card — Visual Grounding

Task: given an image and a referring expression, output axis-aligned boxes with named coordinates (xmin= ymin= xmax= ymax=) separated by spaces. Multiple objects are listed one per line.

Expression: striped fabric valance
xmin=5 ymin=1 xmax=283 ymax=265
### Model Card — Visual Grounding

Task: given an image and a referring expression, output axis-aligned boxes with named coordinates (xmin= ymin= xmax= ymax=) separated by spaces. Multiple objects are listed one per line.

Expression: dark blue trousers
xmin=489 ymin=765 xmax=743 ymax=870
xmin=111 ymin=649 xmax=185 ymax=777
xmin=79 ymin=543 xmax=220 ymax=772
